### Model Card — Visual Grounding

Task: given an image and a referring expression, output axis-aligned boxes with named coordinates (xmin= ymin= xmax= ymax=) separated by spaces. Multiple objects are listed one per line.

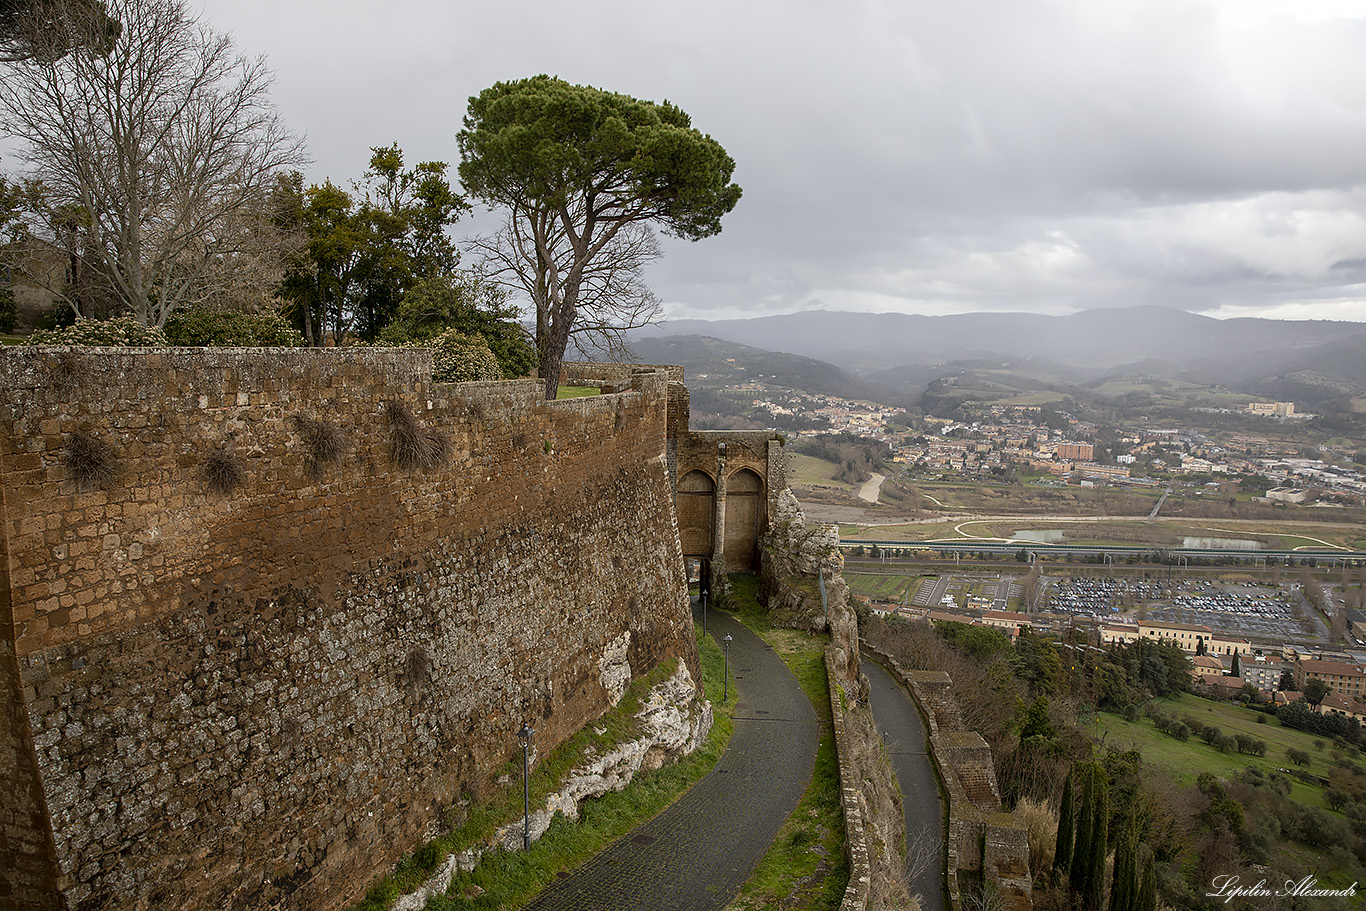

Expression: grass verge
xmin=724 ymin=574 xmax=848 ymax=911
xmin=351 ymin=628 xmax=732 ymax=911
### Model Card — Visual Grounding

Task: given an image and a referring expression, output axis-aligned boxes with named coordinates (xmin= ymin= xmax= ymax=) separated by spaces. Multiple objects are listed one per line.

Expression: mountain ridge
xmin=643 ymin=306 xmax=1364 ymax=377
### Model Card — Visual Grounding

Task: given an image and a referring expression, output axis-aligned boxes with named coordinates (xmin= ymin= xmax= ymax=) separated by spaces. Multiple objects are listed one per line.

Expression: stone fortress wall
xmin=0 ymin=348 xmax=698 ymax=911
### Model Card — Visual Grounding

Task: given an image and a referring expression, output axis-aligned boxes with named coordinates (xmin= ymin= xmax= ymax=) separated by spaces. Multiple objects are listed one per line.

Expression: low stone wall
xmin=861 ymin=643 xmax=1033 ymax=911
xmin=560 ymin=361 xmax=685 ymax=391
xmin=826 ymin=649 xmax=871 ymax=911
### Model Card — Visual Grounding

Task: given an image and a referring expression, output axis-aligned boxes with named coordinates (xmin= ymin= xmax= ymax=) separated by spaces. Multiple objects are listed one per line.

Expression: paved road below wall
xmin=862 ymin=657 xmax=947 ymax=911
xmin=523 ymin=609 xmax=818 ymax=911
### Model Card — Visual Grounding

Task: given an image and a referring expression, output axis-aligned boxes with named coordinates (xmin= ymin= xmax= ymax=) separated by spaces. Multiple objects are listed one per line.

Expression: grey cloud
xmin=196 ymin=0 xmax=1366 ymax=323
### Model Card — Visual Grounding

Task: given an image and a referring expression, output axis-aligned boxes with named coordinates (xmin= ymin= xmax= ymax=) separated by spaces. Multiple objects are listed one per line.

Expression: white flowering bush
xmin=418 ymin=329 xmax=502 ymax=383
xmin=27 ymin=316 xmax=167 ymax=347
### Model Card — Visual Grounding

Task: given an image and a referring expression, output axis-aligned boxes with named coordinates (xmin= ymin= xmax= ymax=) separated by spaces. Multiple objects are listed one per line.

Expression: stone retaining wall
xmin=827 ymin=648 xmax=871 ymax=911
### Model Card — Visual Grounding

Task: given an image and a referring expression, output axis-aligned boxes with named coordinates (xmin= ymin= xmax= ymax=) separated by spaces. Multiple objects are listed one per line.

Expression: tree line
xmin=0 ymin=0 xmax=740 ymax=396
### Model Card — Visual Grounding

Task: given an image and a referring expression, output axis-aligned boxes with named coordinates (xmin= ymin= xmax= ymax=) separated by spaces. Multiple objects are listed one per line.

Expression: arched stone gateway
xmin=677 ymin=469 xmax=716 ymax=557
xmin=671 ymin=426 xmax=786 ymax=594
xmin=556 ymin=363 xmax=787 ymax=594
xmin=724 ymin=468 xmax=764 ymax=570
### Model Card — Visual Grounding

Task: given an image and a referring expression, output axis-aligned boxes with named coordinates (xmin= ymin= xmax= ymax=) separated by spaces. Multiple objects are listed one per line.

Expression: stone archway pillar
xmin=709 ymin=441 xmax=731 ymax=601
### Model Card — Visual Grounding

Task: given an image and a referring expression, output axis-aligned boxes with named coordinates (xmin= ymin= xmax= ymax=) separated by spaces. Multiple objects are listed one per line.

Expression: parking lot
xmin=1045 ymin=578 xmax=1165 ymax=616
xmin=1148 ymin=582 xmax=1312 ymax=640
xmin=904 ymin=572 xmax=1334 ymax=643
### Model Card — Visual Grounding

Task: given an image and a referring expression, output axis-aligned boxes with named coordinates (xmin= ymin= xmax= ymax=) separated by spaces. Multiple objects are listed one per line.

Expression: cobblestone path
xmin=523 ymin=609 xmax=818 ymax=911
xmin=862 ymin=656 xmax=947 ymax=911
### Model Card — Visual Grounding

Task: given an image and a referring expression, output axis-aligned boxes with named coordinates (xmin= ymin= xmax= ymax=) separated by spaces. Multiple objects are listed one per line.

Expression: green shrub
xmin=0 ymin=286 xmax=16 ymax=333
xmin=27 ymin=316 xmax=166 ymax=347
xmin=163 ymin=306 xmax=303 ymax=347
xmin=413 ymin=329 xmax=502 ymax=384
xmin=377 ymin=274 xmax=536 ymax=378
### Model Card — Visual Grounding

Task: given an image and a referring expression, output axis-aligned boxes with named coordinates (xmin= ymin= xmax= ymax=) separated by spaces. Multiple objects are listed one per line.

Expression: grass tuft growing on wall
xmin=202 ymin=447 xmax=245 ymax=495
xmin=293 ymin=414 xmax=348 ymax=478
xmin=386 ymin=400 xmax=451 ymax=471
xmin=64 ymin=430 xmax=120 ymax=491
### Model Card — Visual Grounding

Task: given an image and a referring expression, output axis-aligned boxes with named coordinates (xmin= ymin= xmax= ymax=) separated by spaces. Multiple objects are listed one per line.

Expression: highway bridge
xmin=839 ymin=539 xmax=1366 ymax=565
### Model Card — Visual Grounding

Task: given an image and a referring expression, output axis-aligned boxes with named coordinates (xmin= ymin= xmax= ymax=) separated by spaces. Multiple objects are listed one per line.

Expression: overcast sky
xmin=197 ymin=0 xmax=1366 ymax=323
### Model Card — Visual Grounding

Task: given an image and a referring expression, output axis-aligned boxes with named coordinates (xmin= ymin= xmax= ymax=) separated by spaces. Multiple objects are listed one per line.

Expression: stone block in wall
xmin=938 ymin=731 xmax=1002 ymax=811
xmin=905 ymin=670 xmax=963 ymax=734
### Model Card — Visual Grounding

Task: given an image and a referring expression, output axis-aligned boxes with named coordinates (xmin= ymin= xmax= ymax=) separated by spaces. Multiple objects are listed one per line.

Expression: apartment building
xmin=1296 ymin=659 xmax=1366 ymax=701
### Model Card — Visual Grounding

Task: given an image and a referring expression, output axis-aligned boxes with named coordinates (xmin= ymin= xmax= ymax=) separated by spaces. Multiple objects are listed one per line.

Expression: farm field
xmin=844 ymin=571 xmax=927 ymax=604
xmin=837 ymin=521 xmax=962 ymax=542
xmin=787 ymin=453 xmax=859 ymax=492
xmin=836 ymin=516 xmax=1366 ymax=550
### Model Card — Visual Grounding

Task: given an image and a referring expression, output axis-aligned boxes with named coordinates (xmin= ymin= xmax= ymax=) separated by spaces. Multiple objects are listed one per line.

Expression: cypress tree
xmin=1108 ymin=819 xmax=1138 ymax=911
xmin=1069 ymin=763 xmax=1095 ymax=895
xmin=1136 ymin=844 xmax=1157 ymax=911
xmin=1054 ymin=766 xmax=1075 ymax=879
xmin=1085 ymin=764 xmax=1111 ymax=909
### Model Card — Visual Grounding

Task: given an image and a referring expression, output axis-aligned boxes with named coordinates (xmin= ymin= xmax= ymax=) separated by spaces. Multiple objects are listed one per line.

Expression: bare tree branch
xmin=467 ymin=217 xmax=663 ymax=366
xmin=0 ymin=0 xmax=306 ymax=325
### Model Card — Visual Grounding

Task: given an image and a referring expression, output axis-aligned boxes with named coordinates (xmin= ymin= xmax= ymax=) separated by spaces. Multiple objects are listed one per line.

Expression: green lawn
xmin=1093 ymin=692 xmax=1342 ymax=810
xmin=554 ymin=385 xmax=599 ymax=399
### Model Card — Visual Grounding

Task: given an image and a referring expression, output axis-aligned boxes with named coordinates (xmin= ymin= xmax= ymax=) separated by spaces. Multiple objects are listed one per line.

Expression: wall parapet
xmin=0 ymin=347 xmax=697 ymax=911
xmin=827 ymin=648 xmax=872 ymax=911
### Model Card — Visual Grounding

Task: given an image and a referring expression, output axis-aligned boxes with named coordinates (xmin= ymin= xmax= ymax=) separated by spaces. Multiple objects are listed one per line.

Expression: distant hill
xmin=643 ymin=307 xmax=1364 ymax=384
xmin=631 ymin=335 xmax=904 ymax=404
xmin=629 ymin=311 xmax=1366 ymax=433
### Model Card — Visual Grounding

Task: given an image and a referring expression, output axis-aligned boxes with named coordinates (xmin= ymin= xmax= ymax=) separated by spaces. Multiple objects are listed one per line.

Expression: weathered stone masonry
xmin=0 ymin=348 xmax=697 ymax=911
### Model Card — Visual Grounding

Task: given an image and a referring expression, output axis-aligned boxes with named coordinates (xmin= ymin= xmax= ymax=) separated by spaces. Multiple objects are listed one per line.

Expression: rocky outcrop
xmin=760 ymin=490 xmax=863 ymax=694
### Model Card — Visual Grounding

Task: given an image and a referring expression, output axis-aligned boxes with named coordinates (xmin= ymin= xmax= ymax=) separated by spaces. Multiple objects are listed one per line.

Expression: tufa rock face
xmin=759 ymin=490 xmax=862 ymax=694
xmin=491 ymin=661 xmax=711 ymax=851
xmin=599 ymin=632 xmax=633 ymax=707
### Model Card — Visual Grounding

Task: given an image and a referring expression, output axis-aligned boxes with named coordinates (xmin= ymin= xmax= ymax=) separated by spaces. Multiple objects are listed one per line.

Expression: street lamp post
xmin=702 ymin=589 xmax=707 ymax=635
xmin=517 ymin=725 xmax=533 ymax=851
xmin=723 ymin=634 xmax=733 ymax=701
